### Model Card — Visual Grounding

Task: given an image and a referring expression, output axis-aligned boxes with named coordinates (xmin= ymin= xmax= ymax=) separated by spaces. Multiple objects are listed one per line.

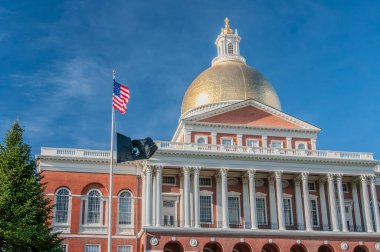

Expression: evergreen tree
xmin=0 ymin=122 xmax=62 ymax=252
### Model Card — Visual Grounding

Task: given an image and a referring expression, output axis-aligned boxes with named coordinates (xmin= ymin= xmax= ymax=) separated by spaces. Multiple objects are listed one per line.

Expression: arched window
xmin=298 ymin=143 xmax=306 ymax=150
xmin=197 ymin=137 xmax=206 ymax=144
xmin=55 ymin=188 xmax=70 ymax=223
xmin=227 ymin=43 xmax=234 ymax=54
xmin=118 ymin=190 xmax=133 ymax=225
xmin=87 ymin=190 xmax=101 ymax=224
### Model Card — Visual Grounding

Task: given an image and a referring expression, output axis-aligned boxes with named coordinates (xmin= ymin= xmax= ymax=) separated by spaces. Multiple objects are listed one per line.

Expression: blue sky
xmin=1 ymin=0 xmax=380 ymax=158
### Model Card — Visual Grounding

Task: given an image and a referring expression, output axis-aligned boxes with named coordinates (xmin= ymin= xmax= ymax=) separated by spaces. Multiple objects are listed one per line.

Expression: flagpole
xmin=107 ymin=69 xmax=116 ymax=252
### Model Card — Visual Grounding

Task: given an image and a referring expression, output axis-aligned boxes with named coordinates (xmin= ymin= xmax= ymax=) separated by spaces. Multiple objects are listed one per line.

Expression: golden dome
xmin=181 ymin=61 xmax=281 ymax=115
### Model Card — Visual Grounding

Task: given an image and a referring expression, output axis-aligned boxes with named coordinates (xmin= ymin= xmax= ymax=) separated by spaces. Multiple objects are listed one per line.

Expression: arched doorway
xmin=262 ymin=243 xmax=280 ymax=252
xmin=318 ymin=245 xmax=334 ymax=252
xmin=354 ymin=246 xmax=370 ymax=252
xmin=163 ymin=241 xmax=184 ymax=252
xmin=233 ymin=242 xmax=252 ymax=252
xmin=203 ymin=242 xmax=223 ymax=252
xmin=290 ymin=244 xmax=307 ymax=252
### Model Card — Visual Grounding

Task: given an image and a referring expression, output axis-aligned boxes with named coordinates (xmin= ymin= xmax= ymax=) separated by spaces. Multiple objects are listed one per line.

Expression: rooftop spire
xmin=223 ymin=17 xmax=233 ymax=34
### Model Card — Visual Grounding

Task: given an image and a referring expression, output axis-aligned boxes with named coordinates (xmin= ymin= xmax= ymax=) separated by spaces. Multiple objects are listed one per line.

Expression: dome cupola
xmin=181 ymin=18 xmax=281 ymax=116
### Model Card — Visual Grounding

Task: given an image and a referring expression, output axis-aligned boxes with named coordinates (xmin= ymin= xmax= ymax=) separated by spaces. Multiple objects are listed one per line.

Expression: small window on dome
xmin=227 ymin=43 xmax=233 ymax=55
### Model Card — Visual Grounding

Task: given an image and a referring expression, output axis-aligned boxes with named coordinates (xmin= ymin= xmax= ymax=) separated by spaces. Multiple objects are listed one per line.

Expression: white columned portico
xmin=155 ymin=165 xmax=163 ymax=227
xmin=242 ymin=177 xmax=250 ymax=228
xmin=294 ymin=177 xmax=304 ymax=229
xmin=220 ymin=168 xmax=229 ymax=228
xmin=336 ymin=174 xmax=348 ymax=232
xmin=183 ymin=166 xmax=191 ymax=227
xmin=268 ymin=176 xmax=278 ymax=228
xmin=370 ymin=176 xmax=380 ymax=232
xmin=318 ymin=178 xmax=329 ymax=230
xmin=327 ymin=174 xmax=339 ymax=232
xmin=193 ymin=167 xmax=201 ymax=228
xmin=145 ymin=165 xmax=153 ymax=226
xmin=351 ymin=181 xmax=362 ymax=231
xmin=360 ymin=175 xmax=374 ymax=232
xmin=248 ymin=170 xmax=257 ymax=229
xmin=275 ymin=171 xmax=285 ymax=230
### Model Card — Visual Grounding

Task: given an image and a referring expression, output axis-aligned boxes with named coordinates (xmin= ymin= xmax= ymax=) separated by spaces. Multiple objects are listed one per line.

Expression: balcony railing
xmin=156 ymin=141 xmax=374 ymax=161
xmin=40 ymin=142 xmax=374 ymax=161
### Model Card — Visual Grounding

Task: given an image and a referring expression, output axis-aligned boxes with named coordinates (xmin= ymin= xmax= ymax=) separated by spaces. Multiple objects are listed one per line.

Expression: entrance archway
xmin=233 ymin=242 xmax=252 ymax=252
xmin=163 ymin=241 xmax=184 ymax=252
xmin=353 ymin=246 xmax=370 ymax=252
xmin=290 ymin=244 xmax=307 ymax=252
xmin=203 ymin=242 xmax=223 ymax=252
xmin=262 ymin=243 xmax=280 ymax=252
xmin=318 ymin=245 xmax=334 ymax=252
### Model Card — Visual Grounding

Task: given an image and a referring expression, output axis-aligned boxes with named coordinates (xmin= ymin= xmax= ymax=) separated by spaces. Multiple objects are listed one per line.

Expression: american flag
xmin=113 ymin=80 xmax=130 ymax=114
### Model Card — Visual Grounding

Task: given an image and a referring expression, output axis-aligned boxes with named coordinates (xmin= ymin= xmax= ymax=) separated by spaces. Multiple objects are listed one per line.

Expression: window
xmin=61 ymin=244 xmax=68 ymax=252
xmin=308 ymin=182 xmax=316 ymax=191
xmin=310 ymin=199 xmax=319 ymax=227
xmin=196 ymin=136 xmax=207 ymax=144
xmin=199 ymin=177 xmax=212 ymax=187
xmin=118 ymin=191 xmax=133 ymax=225
xmin=54 ymin=188 xmax=70 ymax=223
xmin=228 ymin=196 xmax=240 ymax=225
xmin=342 ymin=183 xmax=349 ymax=193
xmin=118 ymin=245 xmax=132 ymax=252
xmin=200 ymin=195 xmax=212 ymax=223
xmin=227 ymin=43 xmax=234 ymax=54
xmin=85 ymin=245 xmax=100 ymax=252
xmin=271 ymin=141 xmax=283 ymax=149
xmin=163 ymin=176 xmax=176 ymax=185
xmin=283 ymin=198 xmax=293 ymax=225
xmin=247 ymin=139 xmax=259 ymax=148
xmin=87 ymin=190 xmax=101 ymax=224
xmin=256 ymin=197 xmax=267 ymax=225
xmin=221 ymin=138 xmax=233 ymax=146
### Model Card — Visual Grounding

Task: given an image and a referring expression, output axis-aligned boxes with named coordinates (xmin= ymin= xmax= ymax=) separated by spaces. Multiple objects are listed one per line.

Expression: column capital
xmin=242 ymin=176 xmax=249 ymax=184
xmin=192 ymin=166 xmax=201 ymax=175
xmin=182 ymin=166 xmax=192 ymax=174
xmin=318 ymin=176 xmax=327 ymax=185
xmin=268 ymin=176 xmax=275 ymax=185
xmin=360 ymin=175 xmax=369 ymax=184
xmin=247 ymin=169 xmax=256 ymax=178
xmin=369 ymin=175 xmax=376 ymax=183
xmin=294 ymin=176 xmax=301 ymax=185
xmin=327 ymin=173 xmax=335 ymax=181
xmin=301 ymin=172 xmax=309 ymax=181
xmin=154 ymin=164 xmax=163 ymax=172
xmin=219 ymin=168 xmax=229 ymax=176
xmin=335 ymin=173 xmax=343 ymax=181
xmin=274 ymin=170 xmax=283 ymax=179
xmin=145 ymin=164 xmax=155 ymax=173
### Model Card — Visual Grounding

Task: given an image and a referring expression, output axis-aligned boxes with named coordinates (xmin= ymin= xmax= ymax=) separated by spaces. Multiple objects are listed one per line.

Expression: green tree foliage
xmin=0 ymin=122 xmax=63 ymax=251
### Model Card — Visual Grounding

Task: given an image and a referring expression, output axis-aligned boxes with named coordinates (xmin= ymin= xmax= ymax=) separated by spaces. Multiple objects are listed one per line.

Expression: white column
xmin=145 ymin=165 xmax=153 ymax=226
xmin=327 ymin=174 xmax=339 ymax=231
xmin=336 ymin=174 xmax=348 ymax=232
xmin=360 ymin=175 xmax=373 ymax=232
xmin=268 ymin=177 xmax=278 ymax=228
xmin=190 ymin=173 xmax=194 ymax=227
xmin=242 ymin=177 xmax=251 ymax=228
xmin=262 ymin=135 xmax=268 ymax=148
xmin=237 ymin=134 xmax=242 ymax=146
xmin=179 ymin=173 xmax=184 ymax=227
xmin=155 ymin=166 xmax=163 ymax=227
xmin=248 ymin=170 xmax=257 ymax=229
xmin=184 ymin=131 xmax=191 ymax=143
xmin=286 ymin=137 xmax=292 ymax=149
xmin=216 ymin=175 xmax=222 ymax=226
xmin=301 ymin=172 xmax=313 ymax=231
xmin=193 ymin=167 xmax=201 ymax=228
xmin=351 ymin=181 xmax=362 ymax=230
xmin=318 ymin=179 xmax=329 ymax=230
xmin=152 ymin=172 xmax=156 ymax=226
xmin=370 ymin=176 xmax=380 ymax=232
xmin=141 ymin=173 xmax=146 ymax=226
xmin=212 ymin=132 xmax=217 ymax=145
xmin=294 ymin=178 xmax=304 ymax=229
xmin=183 ymin=167 xmax=191 ymax=227
xmin=275 ymin=171 xmax=285 ymax=230
xmin=221 ymin=168 xmax=229 ymax=228
xmin=311 ymin=138 xmax=317 ymax=150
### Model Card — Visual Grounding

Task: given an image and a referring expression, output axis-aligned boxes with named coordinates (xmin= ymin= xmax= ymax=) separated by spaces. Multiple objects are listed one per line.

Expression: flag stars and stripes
xmin=113 ymin=80 xmax=130 ymax=114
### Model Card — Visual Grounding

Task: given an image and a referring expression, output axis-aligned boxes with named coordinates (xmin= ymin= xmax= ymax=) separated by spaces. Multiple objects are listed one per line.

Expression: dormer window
xmin=227 ymin=43 xmax=234 ymax=55
xmin=196 ymin=136 xmax=207 ymax=144
xmin=271 ymin=141 xmax=283 ymax=149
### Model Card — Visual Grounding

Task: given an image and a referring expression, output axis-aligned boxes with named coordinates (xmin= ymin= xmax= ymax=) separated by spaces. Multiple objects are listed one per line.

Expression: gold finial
xmin=223 ymin=17 xmax=233 ymax=34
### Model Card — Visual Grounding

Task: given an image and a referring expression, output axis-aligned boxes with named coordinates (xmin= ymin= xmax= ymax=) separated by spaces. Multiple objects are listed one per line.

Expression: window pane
xmin=271 ymin=141 xmax=282 ymax=148
xmin=297 ymin=143 xmax=306 ymax=150
xmin=85 ymin=245 xmax=100 ymax=252
xmin=247 ymin=140 xmax=259 ymax=148
xmin=228 ymin=43 xmax=233 ymax=54
xmin=222 ymin=139 xmax=232 ymax=145
xmin=200 ymin=196 xmax=212 ymax=223
xmin=163 ymin=176 xmax=176 ymax=185
xmin=308 ymin=182 xmax=316 ymax=191
xmin=197 ymin=137 xmax=206 ymax=144
xmin=87 ymin=190 xmax=101 ymax=224
xmin=283 ymin=198 xmax=293 ymax=225
xmin=256 ymin=198 xmax=267 ymax=225
xmin=310 ymin=199 xmax=319 ymax=226
xmin=199 ymin=177 xmax=212 ymax=186
xmin=55 ymin=188 xmax=70 ymax=223
xmin=118 ymin=246 xmax=132 ymax=252
xmin=228 ymin=196 xmax=240 ymax=225
xmin=119 ymin=191 xmax=132 ymax=225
